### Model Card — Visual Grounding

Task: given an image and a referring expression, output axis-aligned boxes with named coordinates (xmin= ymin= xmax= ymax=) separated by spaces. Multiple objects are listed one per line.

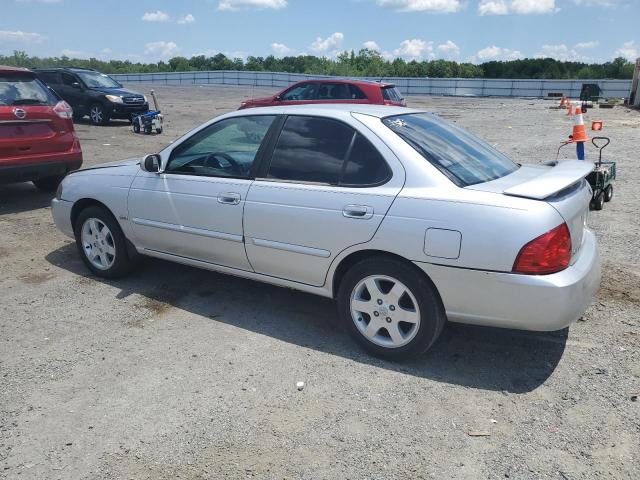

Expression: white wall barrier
xmin=111 ymin=70 xmax=632 ymax=99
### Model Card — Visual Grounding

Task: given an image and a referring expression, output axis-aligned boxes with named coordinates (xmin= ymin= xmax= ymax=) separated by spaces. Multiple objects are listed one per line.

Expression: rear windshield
xmin=383 ymin=113 xmax=518 ymax=187
xmin=382 ymin=86 xmax=403 ymax=102
xmin=76 ymin=71 xmax=120 ymax=89
xmin=0 ymin=74 xmax=59 ymax=106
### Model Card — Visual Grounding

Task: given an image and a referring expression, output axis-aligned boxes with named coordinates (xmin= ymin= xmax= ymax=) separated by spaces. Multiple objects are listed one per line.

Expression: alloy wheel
xmin=350 ymin=275 xmax=421 ymax=348
xmin=81 ymin=218 xmax=116 ymax=270
xmin=90 ymin=106 xmax=103 ymax=124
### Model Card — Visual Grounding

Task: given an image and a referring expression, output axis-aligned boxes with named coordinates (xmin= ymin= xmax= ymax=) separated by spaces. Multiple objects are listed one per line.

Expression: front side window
xmin=166 ymin=115 xmax=276 ymax=178
xmin=280 ymin=83 xmax=318 ymax=101
xmin=383 ymin=113 xmax=518 ymax=187
xmin=0 ymin=74 xmax=59 ymax=106
xmin=267 ymin=116 xmax=390 ymax=186
xmin=76 ymin=71 xmax=121 ymax=89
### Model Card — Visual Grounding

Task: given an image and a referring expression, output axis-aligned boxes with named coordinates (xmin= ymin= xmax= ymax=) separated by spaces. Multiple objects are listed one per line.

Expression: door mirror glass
xmin=274 ymin=95 xmax=281 ymax=101
xmin=71 ymin=82 xmax=82 ymax=90
xmin=141 ymin=154 xmax=161 ymax=173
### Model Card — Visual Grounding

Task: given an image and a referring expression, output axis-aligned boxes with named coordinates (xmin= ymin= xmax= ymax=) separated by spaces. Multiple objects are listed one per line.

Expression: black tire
xmin=89 ymin=103 xmax=110 ymax=126
xmin=593 ymin=191 xmax=605 ymax=211
xmin=33 ymin=175 xmax=64 ymax=192
xmin=144 ymin=125 xmax=152 ymax=135
xmin=336 ymin=256 xmax=446 ymax=359
xmin=74 ymin=205 xmax=133 ymax=278
xmin=133 ymin=122 xmax=140 ymax=133
xmin=156 ymin=127 xmax=163 ymax=134
xmin=604 ymin=184 xmax=613 ymax=202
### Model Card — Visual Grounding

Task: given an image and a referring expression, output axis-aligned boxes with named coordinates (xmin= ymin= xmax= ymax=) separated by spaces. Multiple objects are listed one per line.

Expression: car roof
xmin=33 ymin=67 xmax=96 ymax=72
xmin=291 ymin=78 xmax=395 ymax=88
xmin=0 ymin=65 xmax=33 ymax=74
xmin=229 ymin=103 xmax=421 ymax=119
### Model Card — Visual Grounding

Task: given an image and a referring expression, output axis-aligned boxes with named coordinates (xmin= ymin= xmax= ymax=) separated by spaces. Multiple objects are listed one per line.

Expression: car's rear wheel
xmin=89 ymin=103 xmax=109 ymax=125
xmin=337 ymin=257 xmax=445 ymax=359
xmin=74 ymin=205 xmax=133 ymax=278
xmin=33 ymin=175 xmax=64 ymax=192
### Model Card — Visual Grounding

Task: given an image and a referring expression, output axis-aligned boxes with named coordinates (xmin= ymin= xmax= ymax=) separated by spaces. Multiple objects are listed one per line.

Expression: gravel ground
xmin=1 ymin=85 xmax=639 ymax=480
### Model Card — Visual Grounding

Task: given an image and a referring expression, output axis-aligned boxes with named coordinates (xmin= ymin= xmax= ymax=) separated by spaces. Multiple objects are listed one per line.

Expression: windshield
xmin=0 ymin=74 xmax=59 ymax=106
xmin=76 ymin=71 xmax=120 ymax=89
xmin=383 ymin=113 xmax=518 ymax=187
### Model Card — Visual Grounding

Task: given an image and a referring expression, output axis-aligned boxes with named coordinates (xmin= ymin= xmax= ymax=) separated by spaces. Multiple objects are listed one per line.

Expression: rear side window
xmin=382 ymin=86 xmax=403 ymax=102
xmin=0 ymin=74 xmax=59 ymax=106
xmin=383 ymin=113 xmax=518 ymax=187
xmin=267 ymin=116 xmax=390 ymax=186
xmin=349 ymin=85 xmax=367 ymax=99
xmin=37 ymin=71 xmax=61 ymax=85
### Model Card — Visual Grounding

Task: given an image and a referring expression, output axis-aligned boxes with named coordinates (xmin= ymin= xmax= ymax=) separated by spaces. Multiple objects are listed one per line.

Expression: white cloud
xmin=142 ymin=10 xmax=170 ymax=22
xmin=436 ymin=40 xmax=460 ymax=57
xmin=393 ymin=39 xmax=434 ymax=59
xmin=218 ymin=0 xmax=287 ymax=11
xmin=377 ymin=0 xmax=461 ymax=12
xmin=0 ymin=30 xmax=46 ymax=43
xmin=310 ymin=32 xmax=344 ymax=52
xmin=177 ymin=14 xmax=195 ymax=24
xmin=479 ymin=0 xmax=556 ymax=15
xmin=271 ymin=42 xmax=293 ymax=55
xmin=477 ymin=45 xmax=523 ymax=60
xmin=144 ymin=41 xmax=179 ymax=59
xmin=575 ymin=41 xmax=599 ymax=49
xmin=535 ymin=44 xmax=589 ymax=61
xmin=363 ymin=40 xmax=381 ymax=51
xmin=614 ymin=41 xmax=638 ymax=61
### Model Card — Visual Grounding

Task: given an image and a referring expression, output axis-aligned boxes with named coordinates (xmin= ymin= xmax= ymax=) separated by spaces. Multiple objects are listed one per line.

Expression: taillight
xmin=512 ymin=223 xmax=572 ymax=275
xmin=53 ymin=101 xmax=73 ymax=119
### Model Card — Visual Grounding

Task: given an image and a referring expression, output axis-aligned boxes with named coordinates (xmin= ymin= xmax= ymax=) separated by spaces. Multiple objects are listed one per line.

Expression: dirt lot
xmin=1 ymin=86 xmax=639 ymax=480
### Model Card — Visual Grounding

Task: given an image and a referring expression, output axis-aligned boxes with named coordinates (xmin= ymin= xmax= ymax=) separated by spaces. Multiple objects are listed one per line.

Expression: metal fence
xmin=111 ymin=70 xmax=632 ymax=99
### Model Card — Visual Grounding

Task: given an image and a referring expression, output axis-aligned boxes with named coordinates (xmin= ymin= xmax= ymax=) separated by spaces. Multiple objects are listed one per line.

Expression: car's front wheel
xmin=89 ymin=103 xmax=109 ymax=125
xmin=74 ymin=205 xmax=133 ymax=278
xmin=337 ymin=257 xmax=445 ymax=359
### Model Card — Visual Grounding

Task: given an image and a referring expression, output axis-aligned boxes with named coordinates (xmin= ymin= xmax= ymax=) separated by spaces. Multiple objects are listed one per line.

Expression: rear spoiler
xmin=504 ymin=160 xmax=594 ymax=200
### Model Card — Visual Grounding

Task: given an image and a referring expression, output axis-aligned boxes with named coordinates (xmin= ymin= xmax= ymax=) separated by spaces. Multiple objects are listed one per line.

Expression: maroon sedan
xmin=0 ymin=66 xmax=82 ymax=191
xmin=239 ymin=79 xmax=406 ymax=110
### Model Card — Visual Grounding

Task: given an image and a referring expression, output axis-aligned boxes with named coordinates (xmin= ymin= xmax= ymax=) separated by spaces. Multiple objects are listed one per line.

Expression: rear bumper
xmin=51 ymin=197 xmax=75 ymax=238
xmin=416 ymin=229 xmax=601 ymax=331
xmin=0 ymin=154 xmax=82 ymax=184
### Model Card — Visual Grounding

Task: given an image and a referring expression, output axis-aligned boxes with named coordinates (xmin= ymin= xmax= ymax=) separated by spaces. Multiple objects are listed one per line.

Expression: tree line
xmin=2 ymin=49 xmax=634 ymax=79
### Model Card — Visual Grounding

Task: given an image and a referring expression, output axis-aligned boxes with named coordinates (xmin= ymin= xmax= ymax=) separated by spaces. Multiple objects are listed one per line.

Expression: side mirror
xmin=274 ymin=95 xmax=282 ymax=101
xmin=71 ymin=82 xmax=82 ymax=90
xmin=140 ymin=154 xmax=161 ymax=173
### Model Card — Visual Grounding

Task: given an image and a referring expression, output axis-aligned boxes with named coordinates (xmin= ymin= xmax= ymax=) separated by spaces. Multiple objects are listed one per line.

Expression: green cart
xmin=586 ymin=137 xmax=616 ymax=211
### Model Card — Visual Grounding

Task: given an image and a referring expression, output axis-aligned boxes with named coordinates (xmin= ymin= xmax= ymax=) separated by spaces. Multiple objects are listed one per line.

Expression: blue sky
xmin=1 ymin=0 xmax=638 ymax=64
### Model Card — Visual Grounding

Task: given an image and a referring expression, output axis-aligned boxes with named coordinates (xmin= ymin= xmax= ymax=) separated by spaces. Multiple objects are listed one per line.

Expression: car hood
xmin=243 ymin=96 xmax=274 ymax=105
xmin=75 ymin=157 xmax=141 ymax=173
xmin=92 ymin=87 xmax=144 ymax=97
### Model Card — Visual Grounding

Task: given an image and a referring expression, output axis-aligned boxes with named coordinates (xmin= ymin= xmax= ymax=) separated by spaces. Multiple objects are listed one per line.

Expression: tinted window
xmin=281 ymin=83 xmax=318 ymax=101
xmin=383 ymin=113 xmax=518 ymax=187
xmin=342 ymin=134 xmax=390 ymax=186
xmin=61 ymin=73 xmax=78 ymax=86
xmin=349 ymin=85 xmax=367 ymax=99
xmin=0 ymin=74 xmax=59 ymax=106
xmin=267 ymin=116 xmax=390 ymax=186
xmin=37 ymin=71 xmax=61 ymax=85
xmin=167 ymin=115 xmax=276 ymax=178
xmin=382 ymin=86 xmax=403 ymax=102
xmin=268 ymin=116 xmax=353 ymax=184
xmin=317 ymin=83 xmax=353 ymax=100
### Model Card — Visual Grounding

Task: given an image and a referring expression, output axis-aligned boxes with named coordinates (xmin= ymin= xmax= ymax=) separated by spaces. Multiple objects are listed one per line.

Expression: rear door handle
xmin=343 ymin=205 xmax=374 ymax=220
xmin=217 ymin=192 xmax=241 ymax=205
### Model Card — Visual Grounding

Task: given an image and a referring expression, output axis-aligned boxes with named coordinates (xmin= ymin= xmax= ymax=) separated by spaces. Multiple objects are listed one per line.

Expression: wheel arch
xmin=330 ymin=248 xmax=443 ymax=306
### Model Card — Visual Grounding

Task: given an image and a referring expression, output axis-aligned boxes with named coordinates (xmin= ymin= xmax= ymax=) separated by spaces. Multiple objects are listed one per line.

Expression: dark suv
xmin=34 ymin=68 xmax=148 ymax=125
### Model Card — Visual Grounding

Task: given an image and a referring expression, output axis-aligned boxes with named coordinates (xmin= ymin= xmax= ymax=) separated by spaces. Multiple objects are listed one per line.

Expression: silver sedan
xmin=51 ymin=104 xmax=601 ymax=358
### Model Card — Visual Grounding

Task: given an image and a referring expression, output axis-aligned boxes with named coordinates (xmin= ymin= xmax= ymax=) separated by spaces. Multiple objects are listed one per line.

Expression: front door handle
xmin=217 ymin=192 xmax=241 ymax=205
xmin=343 ymin=205 xmax=374 ymax=220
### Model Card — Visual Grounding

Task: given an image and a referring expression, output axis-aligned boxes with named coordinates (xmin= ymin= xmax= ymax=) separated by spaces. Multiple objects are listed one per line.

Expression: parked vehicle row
xmin=50 ymin=104 xmax=601 ymax=358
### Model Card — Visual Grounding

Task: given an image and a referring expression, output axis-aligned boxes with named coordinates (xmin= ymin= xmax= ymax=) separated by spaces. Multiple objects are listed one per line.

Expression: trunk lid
xmin=0 ymin=105 xmax=72 ymax=158
xmin=468 ymin=161 xmax=593 ymax=259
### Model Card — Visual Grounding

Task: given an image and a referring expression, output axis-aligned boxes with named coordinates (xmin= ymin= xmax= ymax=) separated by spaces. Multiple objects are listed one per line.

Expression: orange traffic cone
xmin=571 ymin=107 xmax=589 ymax=143
xmin=566 ymin=100 xmax=573 ymax=116
xmin=559 ymin=95 xmax=566 ymax=108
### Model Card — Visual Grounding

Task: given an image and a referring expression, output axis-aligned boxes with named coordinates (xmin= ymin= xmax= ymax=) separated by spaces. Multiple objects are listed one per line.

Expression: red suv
xmin=238 ymin=79 xmax=406 ymax=110
xmin=0 ymin=66 xmax=82 ymax=191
